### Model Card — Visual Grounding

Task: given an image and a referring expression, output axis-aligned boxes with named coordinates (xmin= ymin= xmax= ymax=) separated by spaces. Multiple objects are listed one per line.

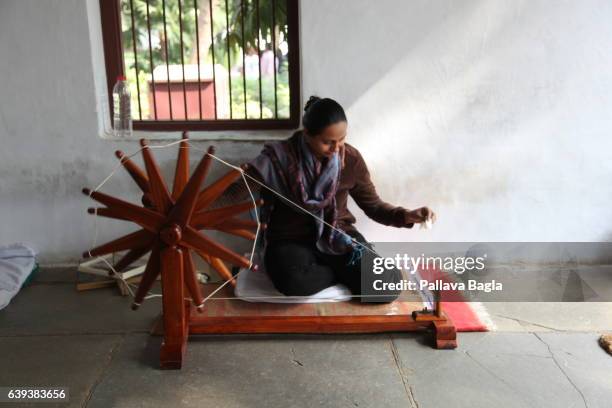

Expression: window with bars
xmin=100 ymin=0 xmax=300 ymax=131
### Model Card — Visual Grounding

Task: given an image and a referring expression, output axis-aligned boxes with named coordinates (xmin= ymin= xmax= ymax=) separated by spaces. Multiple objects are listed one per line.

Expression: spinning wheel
xmin=83 ymin=134 xmax=260 ymax=368
xmin=82 ymin=134 xmax=458 ymax=370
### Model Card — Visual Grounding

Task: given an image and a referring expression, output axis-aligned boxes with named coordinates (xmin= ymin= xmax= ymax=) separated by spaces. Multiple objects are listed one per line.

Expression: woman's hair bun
xmin=304 ymin=95 xmax=321 ymax=112
xmin=302 ymin=96 xmax=347 ymax=136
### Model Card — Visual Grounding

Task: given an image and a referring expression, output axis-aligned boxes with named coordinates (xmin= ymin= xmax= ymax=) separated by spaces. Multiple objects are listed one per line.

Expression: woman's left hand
xmin=404 ymin=207 xmax=436 ymax=226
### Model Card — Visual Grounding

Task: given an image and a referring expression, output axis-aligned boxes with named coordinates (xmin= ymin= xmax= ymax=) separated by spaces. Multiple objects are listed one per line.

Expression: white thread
xmin=237 ymin=162 xmax=382 ymax=259
xmin=419 ymin=218 xmax=434 ymax=230
xmin=182 ymin=141 xmax=381 ymax=259
xmin=199 ymin=268 xmax=245 ymax=304
xmin=84 ymin=140 xmax=410 ymax=309
xmin=86 ymin=140 xmax=262 ymax=304
xmin=183 ymin=143 xmax=261 ymax=268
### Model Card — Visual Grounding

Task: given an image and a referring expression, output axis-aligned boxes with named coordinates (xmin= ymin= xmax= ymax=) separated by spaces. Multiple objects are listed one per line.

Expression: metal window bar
xmin=145 ymin=0 xmax=158 ymax=119
xmin=279 ymin=0 xmax=290 ymax=118
xmin=209 ymin=0 xmax=218 ymax=119
xmin=224 ymin=0 xmax=232 ymax=119
xmin=178 ymin=0 xmax=189 ymax=119
xmin=240 ymin=0 xmax=247 ymax=119
xmin=255 ymin=0 xmax=263 ymax=119
xmin=161 ymin=0 xmax=174 ymax=120
xmin=271 ymin=0 xmax=278 ymax=118
xmin=286 ymin=0 xmax=299 ymax=124
xmin=128 ymin=0 xmax=143 ymax=119
xmin=193 ymin=0 xmax=203 ymax=120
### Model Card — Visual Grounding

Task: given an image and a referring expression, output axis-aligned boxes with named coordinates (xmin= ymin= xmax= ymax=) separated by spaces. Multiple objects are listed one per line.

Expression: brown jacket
xmin=264 ymin=142 xmax=412 ymax=243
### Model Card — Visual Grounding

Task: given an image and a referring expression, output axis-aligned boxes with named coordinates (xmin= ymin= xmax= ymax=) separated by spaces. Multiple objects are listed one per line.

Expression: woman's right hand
xmin=404 ymin=207 xmax=436 ymax=225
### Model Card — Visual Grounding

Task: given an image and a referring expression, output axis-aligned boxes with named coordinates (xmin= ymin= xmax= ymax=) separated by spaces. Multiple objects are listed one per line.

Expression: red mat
xmin=442 ymin=301 xmax=488 ymax=332
xmin=417 ymin=268 xmax=489 ymax=332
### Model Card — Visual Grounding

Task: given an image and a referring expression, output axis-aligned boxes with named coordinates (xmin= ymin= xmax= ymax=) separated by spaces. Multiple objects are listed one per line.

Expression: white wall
xmin=301 ymin=0 xmax=612 ymax=243
xmin=0 ymin=0 xmax=611 ymax=264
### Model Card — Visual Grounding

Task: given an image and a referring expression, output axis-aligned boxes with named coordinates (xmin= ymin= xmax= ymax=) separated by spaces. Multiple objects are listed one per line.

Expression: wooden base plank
xmin=188 ymin=314 xmax=432 ymax=334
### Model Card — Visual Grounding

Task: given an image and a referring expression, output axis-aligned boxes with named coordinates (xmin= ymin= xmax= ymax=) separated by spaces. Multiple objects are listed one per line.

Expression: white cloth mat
xmin=234 ymin=264 xmax=352 ymax=303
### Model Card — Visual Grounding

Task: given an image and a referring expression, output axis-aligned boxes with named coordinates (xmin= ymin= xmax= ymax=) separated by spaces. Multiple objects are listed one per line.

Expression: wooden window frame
xmin=99 ymin=0 xmax=301 ymax=131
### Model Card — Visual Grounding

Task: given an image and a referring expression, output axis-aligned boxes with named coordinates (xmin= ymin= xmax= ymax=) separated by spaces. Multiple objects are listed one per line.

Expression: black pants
xmin=264 ymin=231 xmax=401 ymax=302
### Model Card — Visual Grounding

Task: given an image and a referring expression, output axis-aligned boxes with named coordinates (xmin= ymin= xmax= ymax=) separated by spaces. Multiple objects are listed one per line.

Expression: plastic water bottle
xmin=112 ymin=75 xmax=132 ymax=138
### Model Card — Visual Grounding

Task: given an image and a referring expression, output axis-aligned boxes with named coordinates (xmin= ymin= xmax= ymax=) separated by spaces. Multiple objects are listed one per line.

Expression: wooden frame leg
xmin=160 ymin=246 xmax=188 ymax=369
xmin=432 ymin=320 xmax=457 ymax=349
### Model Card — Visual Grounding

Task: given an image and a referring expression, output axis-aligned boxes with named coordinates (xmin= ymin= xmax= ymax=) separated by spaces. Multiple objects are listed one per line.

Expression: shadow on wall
xmin=305 ymin=0 xmax=523 ymax=209
xmin=342 ymin=0 xmax=543 ymax=206
xmin=306 ymin=1 xmax=611 ymax=241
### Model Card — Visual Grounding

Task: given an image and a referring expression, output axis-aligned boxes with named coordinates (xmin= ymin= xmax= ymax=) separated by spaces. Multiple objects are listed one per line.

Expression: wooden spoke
xmin=114 ymin=241 xmax=154 ymax=272
xmin=192 ymin=200 xmax=263 ymax=229
xmin=115 ymin=150 xmax=150 ymax=193
xmin=209 ymin=257 xmax=235 ymax=286
xmin=83 ymin=189 xmax=164 ymax=232
xmin=83 ymin=229 xmax=152 ymax=258
xmin=214 ymin=217 xmax=258 ymax=230
xmin=195 ymin=251 xmax=235 ymax=286
xmin=132 ymin=243 xmax=161 ymax=309
xmin=181 ymin=226 xmax=250 ymax=268
xmin=169 ymin=146 xmax=215 ymax=227
xmin=214 ymin=227 xmax=256 ymax=241
xmin=192 ymin=199 xmax=262 ymax=228
xmin=195 ymin=169 xmax=242 ymax=210
xmin=140 ymin=139 xmax=173 ymax=214
xmin=172 ymin=132 xmax=190 ymax=200
xmin=182 ymin=250 xmax=204 ymax=310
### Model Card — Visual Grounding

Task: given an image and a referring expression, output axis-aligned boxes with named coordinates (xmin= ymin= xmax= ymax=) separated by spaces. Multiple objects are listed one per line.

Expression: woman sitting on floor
xmin=247 ymin=96 xmax=435 ymax=302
